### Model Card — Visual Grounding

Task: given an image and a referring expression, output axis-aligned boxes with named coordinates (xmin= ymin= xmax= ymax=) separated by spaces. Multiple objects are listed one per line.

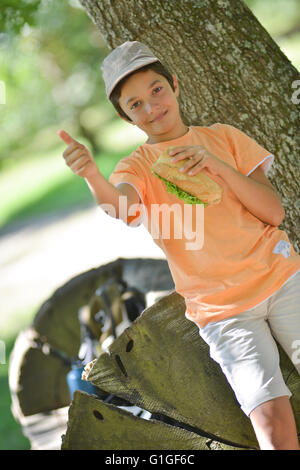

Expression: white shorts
xmin=199 ymin=270 xmax=300 ymax=416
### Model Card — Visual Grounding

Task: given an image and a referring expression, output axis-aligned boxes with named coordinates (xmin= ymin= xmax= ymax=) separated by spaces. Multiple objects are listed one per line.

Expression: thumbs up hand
xmin=58 ymin=130 xmax=100 ymax=179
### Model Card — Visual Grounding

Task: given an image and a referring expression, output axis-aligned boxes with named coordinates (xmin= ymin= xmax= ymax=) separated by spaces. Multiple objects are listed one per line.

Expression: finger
xmin=64 ymin=147 xmax=87 ymax=165
xmin=187 ymin=161 xmax=205 ymax=176
xmin=72 ymin=162 xmax=91 ymax=176
xmin=71 ymin=160 xmax=92 ymax=177
xmin=179 ymin=155 xmax=204 ymax=173
xmin=179 ymin=160 xmax=197 ymax=173
xmin=171 ymin=147 xmax=204 ymax=163
xmin=70 ymin=155 xmax=90 ymax=173
xmin=172 ymin=149 xmax=201 ymax=164
xmin=63 ymin=142 xmax=82 ymax=158
xmin=58 ymin=129 xmax=78 ymax=146
xmin=78 ymin=162 xmax=93 ymax=176
xmin=169 ymin=146 xmax=204 ymax=156
xmin=169 ymin=146 xmax=191 ymax=155
xmin=170 ymin=145 xmax=207 ymax=157
xmin=169 ymin=147 xmax=191 ymax=159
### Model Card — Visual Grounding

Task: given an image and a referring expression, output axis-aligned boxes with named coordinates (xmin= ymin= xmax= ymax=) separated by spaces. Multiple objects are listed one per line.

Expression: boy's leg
xmin=198 ymin=302 xmax=295 ymax=450
xmin=267 ymin=270 xmax=300 ymax=375
xmin=250 ymin=270 xmax=300 ymax=449
xmin=249 ymin=396 xmax=300 ymax=450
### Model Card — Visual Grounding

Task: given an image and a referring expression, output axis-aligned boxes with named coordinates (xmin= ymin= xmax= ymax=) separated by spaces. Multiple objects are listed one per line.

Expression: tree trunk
xmin=79 ymin=0 xmax=300 ymax=251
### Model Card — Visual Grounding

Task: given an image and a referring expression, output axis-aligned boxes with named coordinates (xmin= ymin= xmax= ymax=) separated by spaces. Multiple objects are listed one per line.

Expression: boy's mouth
xmin=150 ymin=110 xmax=168 ymax=123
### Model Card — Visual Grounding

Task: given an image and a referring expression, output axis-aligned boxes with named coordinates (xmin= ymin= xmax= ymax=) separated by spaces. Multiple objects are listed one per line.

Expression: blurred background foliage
xmin=0 ymin=0 xmax=111 ymax=164
xmin=0 ymin=0 xmax=299 ymax=450
xmin=0 ymin=0 xmax=299 ymax=227
xmin=0 ymin=0 xmax=299 ymax=169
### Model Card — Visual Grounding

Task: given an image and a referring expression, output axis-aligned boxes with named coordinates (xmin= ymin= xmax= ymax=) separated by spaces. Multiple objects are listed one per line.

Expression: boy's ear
xmin=172 ymin=74 xmax=180 ymax=98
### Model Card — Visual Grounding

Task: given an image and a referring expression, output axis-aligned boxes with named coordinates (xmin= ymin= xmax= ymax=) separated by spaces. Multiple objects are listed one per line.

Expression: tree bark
xmin=79 ymin=0 xmax=300 ymax=251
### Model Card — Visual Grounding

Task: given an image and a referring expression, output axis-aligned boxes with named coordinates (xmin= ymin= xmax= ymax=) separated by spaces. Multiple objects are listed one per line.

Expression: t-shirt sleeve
xmin=219 ymin=123 xmax=275 ymax=177
xmin=109 ymin=156 xmax=147 ymax=227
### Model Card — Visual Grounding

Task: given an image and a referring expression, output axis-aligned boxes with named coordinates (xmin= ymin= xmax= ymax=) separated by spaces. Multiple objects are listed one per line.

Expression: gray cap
xmin=101 ymin=41 xmax=160 ymax=98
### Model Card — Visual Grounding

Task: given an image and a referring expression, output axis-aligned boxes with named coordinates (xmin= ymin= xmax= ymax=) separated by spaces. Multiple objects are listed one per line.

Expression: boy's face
xmin=118 ymin=69 xmax=184 ymax=144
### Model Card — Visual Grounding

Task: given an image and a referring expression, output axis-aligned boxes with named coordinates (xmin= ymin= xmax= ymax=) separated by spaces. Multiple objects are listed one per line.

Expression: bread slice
xmin=151 ymin=147 xmax=223 ymax=205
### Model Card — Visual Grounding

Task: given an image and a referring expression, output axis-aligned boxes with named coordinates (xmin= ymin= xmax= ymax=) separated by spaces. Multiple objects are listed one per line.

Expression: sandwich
xmin=151 ymin=147 xmax=223 ymax=207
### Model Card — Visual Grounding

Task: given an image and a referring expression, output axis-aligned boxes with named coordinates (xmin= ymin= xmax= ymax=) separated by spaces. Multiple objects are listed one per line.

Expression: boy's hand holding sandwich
xmin=169 ymin=145 xmax=227 ymax=177
xmin=151 ymin=146 xmax=224 ymax=207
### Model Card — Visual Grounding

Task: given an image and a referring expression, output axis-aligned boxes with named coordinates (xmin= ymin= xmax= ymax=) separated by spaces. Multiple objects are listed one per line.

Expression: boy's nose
xmin=145 ymin=103 xmax=153 ymax=114
xmin=145 ymin=101 xmax=156 ymax=115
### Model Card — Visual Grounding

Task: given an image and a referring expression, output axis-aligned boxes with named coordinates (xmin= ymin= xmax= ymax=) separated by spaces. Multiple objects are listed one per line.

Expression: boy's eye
xmin=130 ymin=87 xmax=162 ymax=111
xmin=131 ymin=101 xmax=140 ymax=110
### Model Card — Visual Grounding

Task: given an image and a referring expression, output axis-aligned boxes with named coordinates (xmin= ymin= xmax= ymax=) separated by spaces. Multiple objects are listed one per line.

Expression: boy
xmin=59 ymin=41 xmax=300 ymax=449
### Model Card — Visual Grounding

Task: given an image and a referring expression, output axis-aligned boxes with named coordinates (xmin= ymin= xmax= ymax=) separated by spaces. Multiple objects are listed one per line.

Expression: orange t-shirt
xmin=109 ymin=123 xmax=300 ymax=327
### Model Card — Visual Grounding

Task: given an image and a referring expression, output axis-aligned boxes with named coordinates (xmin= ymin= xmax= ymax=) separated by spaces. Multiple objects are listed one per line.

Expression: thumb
xmin=58 ymin=129 xmax=77 ymax=145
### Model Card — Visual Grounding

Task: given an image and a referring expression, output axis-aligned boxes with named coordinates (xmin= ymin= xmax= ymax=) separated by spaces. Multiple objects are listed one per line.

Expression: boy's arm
xmin=115 ymin=182 xmax=141 ymax=205
xmin=85 ymin=175 xmax=141 ymax=223
xmin=218 ymin=164 xmax=285 ymax=226
xmin=85 ymin=172 xmax=125 ymax=219
xmin=58 ymin=130 xmax=138 ymax=224
xmin=117 ymin=183 xmax=143 ymax=226
xmin=170 ymin=145 xmax=285 ymax=227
